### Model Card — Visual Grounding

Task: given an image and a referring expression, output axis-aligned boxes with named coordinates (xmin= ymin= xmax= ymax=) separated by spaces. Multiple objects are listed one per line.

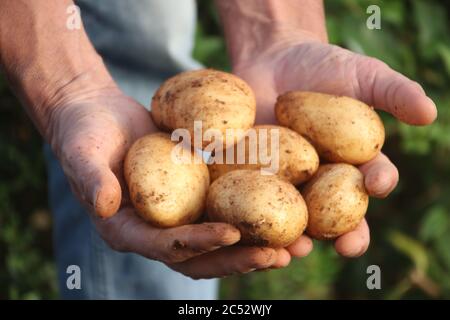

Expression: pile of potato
xmin=124 ymin=69 xmax=385 ymax=248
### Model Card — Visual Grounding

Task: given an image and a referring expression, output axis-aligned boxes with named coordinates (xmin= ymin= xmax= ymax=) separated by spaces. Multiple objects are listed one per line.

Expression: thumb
xmin=89 ymin=162 xmax=122 ymax=218
xmin=356 ymin=57 xmax=437 ymax=125
xmin=62 ymin=148 xmax=122 ymax=218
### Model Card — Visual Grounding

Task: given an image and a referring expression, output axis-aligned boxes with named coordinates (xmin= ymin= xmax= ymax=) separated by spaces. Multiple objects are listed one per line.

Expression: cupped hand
xmin=46 ymin=78 xmax=282 ymax=278
xmin=234 ymin=39 xmax=437 ymax=259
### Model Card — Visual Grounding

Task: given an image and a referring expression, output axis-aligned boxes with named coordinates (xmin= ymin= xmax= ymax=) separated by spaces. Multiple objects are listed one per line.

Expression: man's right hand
xmin=0 ymin=0 xmax=304 ymax=278
xmin=45 ymin=71 xmax=290 ymax=279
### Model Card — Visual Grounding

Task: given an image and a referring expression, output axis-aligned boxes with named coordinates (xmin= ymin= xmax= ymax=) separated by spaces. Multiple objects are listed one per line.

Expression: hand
xmin=233 ymin=38 xmax=437 ymax=259
xmin=0 ymin=0 xmax=286 ymax=278
xmin=46 ymin=74 xmax=284 ymax=279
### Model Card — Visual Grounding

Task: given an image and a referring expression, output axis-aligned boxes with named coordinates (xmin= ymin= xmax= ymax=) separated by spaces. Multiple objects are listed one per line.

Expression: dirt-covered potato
xmin=302 ymin=164 xmax=369 ymax=240
xmin=124 ymin=133 xmax=209 ymax=228
xmin=275 ymin=91 xmax=385 ymax=164
xmin=151 ymin=69 xmax=256 ymax=149
xmin=208 ymin=125 xmax=319 ymax=185
xmin=207 ymin=170 xmax=308 ymax=247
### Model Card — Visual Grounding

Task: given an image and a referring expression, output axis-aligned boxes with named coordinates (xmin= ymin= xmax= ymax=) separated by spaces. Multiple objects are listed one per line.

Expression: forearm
xmin=215 ymin=0 xmax=328 ymax=67
xmin=0 ymin=0 xmax=111 ymax=138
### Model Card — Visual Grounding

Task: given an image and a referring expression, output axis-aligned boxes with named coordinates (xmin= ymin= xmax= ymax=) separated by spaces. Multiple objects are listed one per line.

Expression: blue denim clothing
xmin=45 ymin=0 xmax=217 ymax=299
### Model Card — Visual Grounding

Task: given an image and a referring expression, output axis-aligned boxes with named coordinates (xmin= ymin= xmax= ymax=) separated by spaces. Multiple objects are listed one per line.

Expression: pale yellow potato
xmin=124 ymin=133 xmax=209 ymax=228
xmin=207 ymin=170 xmax=308 ymax=248
xmin=151 ymin=69 xmax=256 ymax=149
xmin=208 ymin=125 xmax=319 ymax=185
xmin=302 ymin=164 xmax=369 ymax=240
xmin=275 ymin=91 xmax=385 ymax=164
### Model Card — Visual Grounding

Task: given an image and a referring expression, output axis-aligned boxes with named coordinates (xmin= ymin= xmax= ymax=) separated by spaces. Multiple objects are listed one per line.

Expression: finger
xmin=357 ymin=57 xmax=437 ymax=125
xmin=95 ymin=209 xmax=241 ymax=263
xmin=286 ymin=235 xmax=314 ymax=258
xmin=92 ymin=164 xmax=122 ymax=218
xmin=169 ymin=246 xmax=277 ymax=279
xmin=270 ymin=248 xmax=292 ymax=269
xmin=334 ymin=219 xmax=370 ymax=257
xmin=153 ymin=222 xmax=241 ymax=263
xmin=359 ymin=153 xmax=399 ymax=198
xmin=63 ymin=151 xmax=121 ymax=218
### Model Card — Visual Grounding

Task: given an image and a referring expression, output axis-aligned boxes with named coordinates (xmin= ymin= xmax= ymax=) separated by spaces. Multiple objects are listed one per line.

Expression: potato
xmin=207 ymin=170 xmax=308 ymax=247
xmin=302 ymin=164 xmax=369 ymax=240
xmin=124 ymin=133 xmax=209 ymax=228
xmin=151 ymin=69 xmax=256 ymax=149
xmin=208 ymin=125 xmax=319 ymax=185
xmin=275 ymin=91 xmax=385 ymax=164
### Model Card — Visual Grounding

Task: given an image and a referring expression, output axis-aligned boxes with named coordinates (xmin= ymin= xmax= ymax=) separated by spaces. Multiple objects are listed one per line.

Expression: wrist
xmin=0 ymin=0 xmax=115 ymax=138
xmin=216 ymin=0 xmax=328 ymax=69
xmin=8 ymin=53 xmax=114 ymax=139
xmin=231 ymin=30 xmax=325 ymax=74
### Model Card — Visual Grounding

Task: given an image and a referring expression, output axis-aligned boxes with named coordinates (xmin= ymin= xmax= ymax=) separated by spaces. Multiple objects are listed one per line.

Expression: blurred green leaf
xmin=387 ymin=231 xmax=429 ymax=273
xmin=238 ymin=243 xmax=342 ymax=299
xmin=380 ymin=0 xmax=405 ymax=26
xmin=437 ymin=44 xmax=450 ymax=76
xmin=413 ymin=0 xmax=448 ymax=59
xmin=435 ymin=233 xmax=450 ymax=270
xmin=419 ymin=206 xmax=449 ymax=242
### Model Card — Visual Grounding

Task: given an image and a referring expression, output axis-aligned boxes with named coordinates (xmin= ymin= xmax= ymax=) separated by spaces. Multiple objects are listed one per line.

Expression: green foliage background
xmin=0 ymin=0 xmax=449 ymax=299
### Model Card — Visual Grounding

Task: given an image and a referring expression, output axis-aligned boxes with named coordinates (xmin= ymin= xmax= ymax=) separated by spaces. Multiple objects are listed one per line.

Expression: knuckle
xmin=363 ymin=57 xmax=387 ymax=70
